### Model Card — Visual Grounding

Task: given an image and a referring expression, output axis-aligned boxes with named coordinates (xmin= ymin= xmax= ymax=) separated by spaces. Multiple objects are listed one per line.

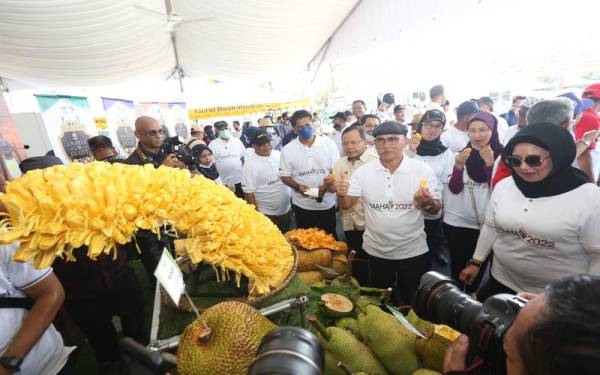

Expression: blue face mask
xmin=298 ymin=127 xmax=313 ymax=140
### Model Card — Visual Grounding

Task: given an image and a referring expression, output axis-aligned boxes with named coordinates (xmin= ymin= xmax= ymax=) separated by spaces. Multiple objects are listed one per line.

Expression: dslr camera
xmin=413 ymin=272 xmax=527 ymax=375
xmin=159 ymin=136 xmax=196 ymax=167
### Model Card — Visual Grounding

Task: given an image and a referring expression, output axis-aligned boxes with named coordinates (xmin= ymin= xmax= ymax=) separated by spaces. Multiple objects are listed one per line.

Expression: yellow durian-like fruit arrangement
xmin=0 ymin=162 xmax=294 ymax=296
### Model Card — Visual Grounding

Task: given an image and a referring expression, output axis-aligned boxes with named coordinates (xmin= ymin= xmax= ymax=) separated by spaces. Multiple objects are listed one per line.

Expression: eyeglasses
xmin=422 ymin=122 xmax=443 ymax=130
xmin=342 ymin=140 xmax=364 ymax=147
xmin=505 ymin=154 xmax=551 ymax=168
xmin=374 ymin=136 xmax=404 ymax=146
xmin=145 ymin=129 xmax=165 ymax=137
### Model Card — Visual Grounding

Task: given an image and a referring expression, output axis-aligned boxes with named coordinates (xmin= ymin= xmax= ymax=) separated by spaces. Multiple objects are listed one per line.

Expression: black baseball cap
xmin=393 ymin=105 xmax=407 ymax=113
xmin=382 ymin=93 xmax=395 ymax=105
xmin=372 ymin=121 xmax=408 ymax=137
xmin=478 ymin=96 xmax=494 ymax=106
xmin=329 ymin=112 xmax=346 ymax=121
xmin=214 ymin=121 xmax=228 ymax=129
xmin=20 ymin=156 xmax=63 ymax=174
xmin=457 ymin=101 xmax=479 ymax=118
xmin=250 ymin=130 xmax=272 ymax=146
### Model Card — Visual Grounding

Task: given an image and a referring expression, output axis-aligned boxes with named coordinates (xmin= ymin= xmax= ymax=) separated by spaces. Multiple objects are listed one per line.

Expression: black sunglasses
xmin=505 ymin=155 xmax=550 ymax=168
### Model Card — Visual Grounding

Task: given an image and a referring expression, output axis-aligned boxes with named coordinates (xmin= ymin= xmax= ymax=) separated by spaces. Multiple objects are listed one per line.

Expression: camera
xmin=413 ymin=272 xmax=527 ymax=375
xmin=159 ymin=136 xmax=196 ymax=166
xmin=248 ymin=327 xmax=324 ymax=375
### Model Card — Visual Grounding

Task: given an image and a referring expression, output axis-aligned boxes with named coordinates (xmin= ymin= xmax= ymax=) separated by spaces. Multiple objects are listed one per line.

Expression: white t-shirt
xmin=208 ymin=137 xmax=245 ymax=185
xmin=241 ymin=150 xmax=291 ymax=216
xmin=329 ymin=128 xmax=345 ymax=155
xmin=0 ymin=244 xmax=72 ymax=375
xmin=500 ymin=125 xmax=522 ymax=146
xmin=473 ymin=178 xmax=600 ymax=293
xmin=440 ymin=126 xmax=469 ymax=154
xmin=280 ymin=136 xmax=340 ymax=210
xmin=406 ymin=148 xmax=454 ymax=220
xmin=495 ymin=113 xmax=509 ymax=144
xmin=443 ymin=163 xmax=492 ymax=229
xmin=348 ymin=157 xmax=440 ymax=259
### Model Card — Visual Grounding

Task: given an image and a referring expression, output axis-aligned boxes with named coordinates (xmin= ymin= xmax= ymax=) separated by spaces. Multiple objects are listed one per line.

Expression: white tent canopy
xmin=0 ymin=0 xmax=358 ymax=87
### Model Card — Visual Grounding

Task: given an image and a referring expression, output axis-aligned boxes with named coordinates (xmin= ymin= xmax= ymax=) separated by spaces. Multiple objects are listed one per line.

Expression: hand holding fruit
xmin=455 ymin=148 xmax=472 ymax=170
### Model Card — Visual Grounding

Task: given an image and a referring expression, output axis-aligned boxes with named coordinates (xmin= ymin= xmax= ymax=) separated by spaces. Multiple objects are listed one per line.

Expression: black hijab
xmin=416 ymin=109 xmax=448 ymax=156
xmin=503 ymin=122 xmax=590 ymax=198
xmin=194 ymin=144 xmax=220 ymax=181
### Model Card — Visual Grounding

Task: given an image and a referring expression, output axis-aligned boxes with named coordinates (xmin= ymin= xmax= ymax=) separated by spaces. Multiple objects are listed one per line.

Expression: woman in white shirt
xmin=406 ymin=109 xmax=454 ymax=265
xmin=443 ymin=111 xmax=503 ymax=293
xmin=460 ymin=123 xmax=600 ymax=299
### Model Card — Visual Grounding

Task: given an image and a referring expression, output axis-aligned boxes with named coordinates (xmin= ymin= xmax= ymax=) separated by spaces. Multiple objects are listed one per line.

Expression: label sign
xmin=154 ymin=248 xmax=185 ymax=306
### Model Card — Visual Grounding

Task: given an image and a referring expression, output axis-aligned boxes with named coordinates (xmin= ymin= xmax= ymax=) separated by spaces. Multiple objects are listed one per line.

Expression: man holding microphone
xmin=336 ymin=121 xmax=439 ymax=304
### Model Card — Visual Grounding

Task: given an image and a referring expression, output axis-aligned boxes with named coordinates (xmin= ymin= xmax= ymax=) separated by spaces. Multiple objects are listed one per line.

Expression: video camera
xmin=159 ymin=136 xmax=196 ymax=166
xmin=413 ymin=272 xmax=527 ymax=375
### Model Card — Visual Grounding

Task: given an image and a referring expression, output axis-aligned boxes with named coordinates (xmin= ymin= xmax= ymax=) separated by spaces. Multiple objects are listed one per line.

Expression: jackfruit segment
xmin=415 ymin=325 xmax=460 ymax=373
xmin=321 ymin=293 xmax=354 ymax=318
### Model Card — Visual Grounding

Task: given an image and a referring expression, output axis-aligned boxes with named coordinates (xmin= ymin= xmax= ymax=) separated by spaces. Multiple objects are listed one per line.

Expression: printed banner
xmin=188 ymin=99 xmax=311 ymax=120
xmin=168 ymin=102 xmax=190 ymax=140
xmin=34 ymin=94 xmax=95 ymax=164
xmin=140 ymin=102 xmax=172 ymax=140
xmin=101 ymin=97 xmax=137 ymax=156
xmin=0 ymin=94 xmax=28 ymax=188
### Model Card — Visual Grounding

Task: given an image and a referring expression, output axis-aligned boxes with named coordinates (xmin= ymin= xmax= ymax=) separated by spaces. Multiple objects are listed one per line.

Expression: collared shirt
xmin=241 ymin=150 xmax=291 ymax=216
xmin=280 ymin=136 xmax=340 ymax=210
xmin=333 ymin=149 xmax=378 ymax=231
xmin=208 ymin=137 xmax=245 ymax=185
xmin=348 ymin=157 xmax=440 ymax=259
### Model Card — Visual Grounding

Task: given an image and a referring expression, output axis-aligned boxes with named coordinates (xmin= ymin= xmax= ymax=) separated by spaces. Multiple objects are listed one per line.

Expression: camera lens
xmin=413 ymin=271 xmax=483 ymax=336
xmin=247 ymin=327 xmax=324 ymax=375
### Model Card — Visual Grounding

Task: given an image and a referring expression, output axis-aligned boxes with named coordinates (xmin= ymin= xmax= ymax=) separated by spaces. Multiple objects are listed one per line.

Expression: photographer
xmin=87 ymin=135 xmax=123 ymax=163
xmin=444 ymin=274 xmax=600 ymax=375
xmin=125 ymin=116 xmax=182 ymax=168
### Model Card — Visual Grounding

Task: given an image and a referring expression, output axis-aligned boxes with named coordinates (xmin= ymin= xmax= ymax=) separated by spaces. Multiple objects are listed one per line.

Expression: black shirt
xmin=125 ymin=146 xmax=161 ymax=167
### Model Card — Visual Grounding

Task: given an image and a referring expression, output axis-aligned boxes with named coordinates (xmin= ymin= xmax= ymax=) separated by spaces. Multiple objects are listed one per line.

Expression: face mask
xmin=219 ymin=129 xmax=231 ymax=139
xmin=199 ymin=161 xmax=213 ymax=168
xmin=298 ymin=127 xmax=313 ymax=140
xmin=365 ymin=134 xmax=375 ymax=142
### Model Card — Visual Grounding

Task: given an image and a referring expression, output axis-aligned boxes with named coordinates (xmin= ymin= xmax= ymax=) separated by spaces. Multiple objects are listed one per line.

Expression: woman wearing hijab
xmin=460 ymin=123 xmax=600 ymax=300
xmin=193 ymin=144 xmax=223 ymax=184
xmin=407 ymin=109 xmax=454 ymax=265
xmin=443 ymin=111 xmax=503 ymax=292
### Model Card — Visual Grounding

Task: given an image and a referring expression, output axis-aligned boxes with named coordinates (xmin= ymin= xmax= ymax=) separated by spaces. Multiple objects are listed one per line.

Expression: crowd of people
xmin=3 ymin=82 xmax=600 ymax=374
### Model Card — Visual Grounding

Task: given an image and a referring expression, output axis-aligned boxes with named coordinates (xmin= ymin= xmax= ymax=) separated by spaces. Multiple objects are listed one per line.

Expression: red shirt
xmin=492 ymin=160 xmax=511 ymax=188
xmin=575 ymin=109 xmax=600 ymax=149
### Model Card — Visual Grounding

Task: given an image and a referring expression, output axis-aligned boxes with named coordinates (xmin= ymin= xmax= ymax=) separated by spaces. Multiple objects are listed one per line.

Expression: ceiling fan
xmin=135 ymin=0 xmax=216 ymax=31
xmin=134 ymin=0 xmax=216 ymax=92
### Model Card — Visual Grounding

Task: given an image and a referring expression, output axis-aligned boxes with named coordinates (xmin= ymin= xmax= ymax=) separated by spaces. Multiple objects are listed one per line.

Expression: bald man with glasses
xmin=125 ymin=116 xmax=180 ymax=167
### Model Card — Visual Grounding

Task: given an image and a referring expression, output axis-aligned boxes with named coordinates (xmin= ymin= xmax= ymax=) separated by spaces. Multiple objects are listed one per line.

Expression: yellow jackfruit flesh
xmin=415 ymin=325 xmax=460 ymax=373
xmin=0 ymin=162 xmax=294 ymax=296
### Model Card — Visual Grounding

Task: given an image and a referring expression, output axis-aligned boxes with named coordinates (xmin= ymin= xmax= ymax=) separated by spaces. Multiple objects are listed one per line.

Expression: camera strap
xmin=466 ymin=177 xmax=484 ymax=228
xmin=0 ymin=297 xmax=33 ymax=310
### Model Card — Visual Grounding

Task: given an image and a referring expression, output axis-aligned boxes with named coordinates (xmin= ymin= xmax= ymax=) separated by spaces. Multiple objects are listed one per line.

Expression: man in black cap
xmin=441 ymin=101 xmax=479 ymax=153
xmin=241 ymin=130 xmax=292 ymax=233
xmin=337 ymin=121 xmax=440 ymax=304
xmin=329 ymin=112 xmax=347 ymax=153
xmin=87 ymin=135 xmax=123 ymax=163
xmin=393 ymin=105 xmax=408 ymax=125
xmin=376 ymin=93 xmax=395 ymax=121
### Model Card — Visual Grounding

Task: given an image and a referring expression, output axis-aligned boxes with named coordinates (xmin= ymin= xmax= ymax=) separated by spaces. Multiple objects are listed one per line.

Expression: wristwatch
xmin=582 ymin=139 xmax=592 ymax=148
xmin=422 ymin=203 xmax=433 ymax=211
xmin=0 ymin=356 xmax=23 ymax=371
xmin=468 ymin=259 xmax=482 ymax=268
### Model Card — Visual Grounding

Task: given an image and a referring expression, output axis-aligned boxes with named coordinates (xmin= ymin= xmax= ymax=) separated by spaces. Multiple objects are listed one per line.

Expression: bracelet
xmin=468 ymin=259 xmax=482 ymax=267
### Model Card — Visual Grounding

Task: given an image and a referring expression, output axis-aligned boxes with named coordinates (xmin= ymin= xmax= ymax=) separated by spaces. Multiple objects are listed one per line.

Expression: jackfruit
xmin=177 ymin=301 xmax=275 ymax=375
xmin=336 ymin=317 xmax=362 ymax=341
xmin=320 ymin=293 xmax=354 ymax=318
xmin=415 ymin=325 xmax=460 ymax=373
xmin=298 ymin=249 xmax=333 ymax=271
xmin=357 ymin=305 xmax=420 ymax=375
xmin=0 ymin=162 xmax=294 ymax=296
xmin=285 ymin=228 xmax=348 ymax=253
xmin=324 ymin=350 xmax=346 ymax=375
xmin=331 ymin=253 xmax=348 ymax=274
xmin=307 ymin=315 xmax=389 ymax=375
xmin=406 ymin=309 xmax=434 ymax=333
xmin=298 ymin=270 xmax=323 ymax=286
xmin=412 ymin=370 xmax=442 ymax=375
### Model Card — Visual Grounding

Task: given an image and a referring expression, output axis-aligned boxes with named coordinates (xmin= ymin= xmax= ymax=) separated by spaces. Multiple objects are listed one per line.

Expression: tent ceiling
xmin=0 ymin=0 xmax=358 ymax=87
